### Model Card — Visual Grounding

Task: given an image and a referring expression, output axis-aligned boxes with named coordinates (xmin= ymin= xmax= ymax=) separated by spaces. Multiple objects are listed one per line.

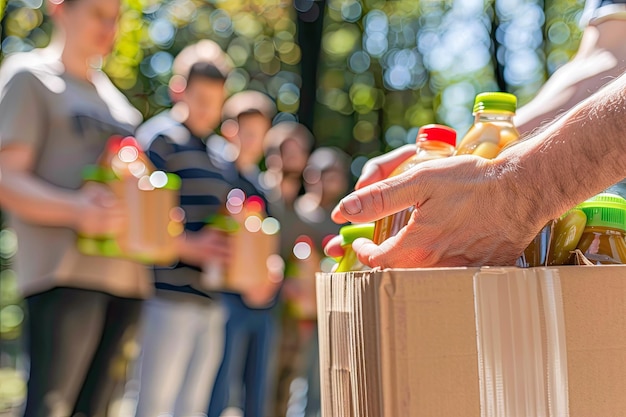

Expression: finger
xmin=355 ymin=145 xmax=416 ymax=190
xmin=336 ymin=172 xmax=422 ymax=223
xmin=352 ymin=236 xmax=417 ymax=269
xmin=324 ymin=235 xmax=345 ymax=258
xmin=351 ymin=238 xmax=384 ymax=268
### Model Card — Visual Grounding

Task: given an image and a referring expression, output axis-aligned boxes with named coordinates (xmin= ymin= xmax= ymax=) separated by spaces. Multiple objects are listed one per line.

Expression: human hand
xmin=355 ymin=144 xmax=417 ymax=190
xmin=178 ymin=228 xmax=232 ymax=268
xmin=74 ymin=183 xmax=126 ymax=237
xmin=330 ymin=156 xmax=545 ymax=268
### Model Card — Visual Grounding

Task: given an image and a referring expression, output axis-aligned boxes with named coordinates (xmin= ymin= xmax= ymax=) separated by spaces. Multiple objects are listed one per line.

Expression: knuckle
xmin=367 ymin=182 xmax=387 ymax=216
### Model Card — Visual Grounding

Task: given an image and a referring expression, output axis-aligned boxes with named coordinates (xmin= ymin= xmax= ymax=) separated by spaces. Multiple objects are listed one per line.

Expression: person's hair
xmin=222 ymin=91 xmax=277 ymax=122
xmin=186 ymin=62 xmax=226 ymax=86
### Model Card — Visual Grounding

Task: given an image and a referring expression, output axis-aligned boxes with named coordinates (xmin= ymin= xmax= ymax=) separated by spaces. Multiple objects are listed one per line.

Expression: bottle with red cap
xmin=373 ymin=124 xmax=457 ymax=244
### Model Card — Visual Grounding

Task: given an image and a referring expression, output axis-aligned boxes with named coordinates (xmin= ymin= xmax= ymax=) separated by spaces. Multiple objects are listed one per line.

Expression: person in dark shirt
xmin=134 ymin=42 xmax=234 ymax=417
xmin=207 ymin=91 xmax=282 ymax=417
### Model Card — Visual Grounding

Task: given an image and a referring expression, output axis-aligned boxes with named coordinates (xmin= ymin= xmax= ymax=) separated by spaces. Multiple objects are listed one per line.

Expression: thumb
xmin=355 ymin=144 xmax=417 ymax=190
xmin=334 ymin=169 xmax=423 ymax=223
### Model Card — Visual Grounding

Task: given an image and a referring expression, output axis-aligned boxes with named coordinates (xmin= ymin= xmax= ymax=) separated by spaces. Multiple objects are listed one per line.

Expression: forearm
xmin=496 ymin=74 xmax=626 ymax=226
xmin=0 ymin=171 xmax=79 ymax=228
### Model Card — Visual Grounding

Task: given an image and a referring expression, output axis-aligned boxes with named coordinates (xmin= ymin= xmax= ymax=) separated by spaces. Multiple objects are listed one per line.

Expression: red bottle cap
xmin=120 ymin=136 xmax=142 ymax=151
xmin=105 ymin=135 xmax=124 ymax=153
xmin=416 ymin=124 xmax=457 ymax=147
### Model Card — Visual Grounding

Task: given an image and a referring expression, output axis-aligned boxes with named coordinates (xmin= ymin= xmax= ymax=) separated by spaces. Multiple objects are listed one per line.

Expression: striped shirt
xmin=143 ymin=112 xmax=233 ymax=299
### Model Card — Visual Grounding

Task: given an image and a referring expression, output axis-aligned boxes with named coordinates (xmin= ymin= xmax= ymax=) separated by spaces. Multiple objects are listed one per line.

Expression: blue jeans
xmin=207 ymin=293 xmax=279 ymax=417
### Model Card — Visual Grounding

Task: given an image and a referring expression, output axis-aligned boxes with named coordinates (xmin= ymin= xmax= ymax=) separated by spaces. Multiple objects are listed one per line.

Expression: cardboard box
xmin=316 ymin=267 xmax=626 ymax=417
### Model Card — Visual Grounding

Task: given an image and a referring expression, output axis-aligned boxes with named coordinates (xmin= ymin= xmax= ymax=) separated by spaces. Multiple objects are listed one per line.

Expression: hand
xmin=242 ymin=254 xmax=284 ymax=308
xmin=74 ymin=183 xmax=126 ymax=237
xmin=330 ymin=155 xmax=546 ymax=268
xmin=177 ymin=228 xmax=232 ymax=268
xmin=354 ymin=144 xmax=417 ymax=190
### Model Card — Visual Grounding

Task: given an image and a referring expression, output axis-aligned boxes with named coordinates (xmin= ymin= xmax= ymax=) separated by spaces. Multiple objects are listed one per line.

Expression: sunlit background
xmin=0 ymin=0 xmax=585 ymax=411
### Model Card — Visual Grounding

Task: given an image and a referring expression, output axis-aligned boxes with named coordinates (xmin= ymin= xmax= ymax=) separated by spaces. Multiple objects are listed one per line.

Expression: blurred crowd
xmin=3 ymin=0 xmax=626 ymax=416
xmin=0 ymin=1 xmax=350 ymax=416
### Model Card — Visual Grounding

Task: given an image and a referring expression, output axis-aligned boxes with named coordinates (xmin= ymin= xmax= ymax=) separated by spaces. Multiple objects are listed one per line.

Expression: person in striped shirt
xmin=133 ymin=42 xmax=234 ymax=417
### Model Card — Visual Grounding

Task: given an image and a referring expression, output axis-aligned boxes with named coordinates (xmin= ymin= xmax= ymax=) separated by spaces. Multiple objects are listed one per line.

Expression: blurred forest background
xmin=0 ymin=0 xmax=585 ymax=410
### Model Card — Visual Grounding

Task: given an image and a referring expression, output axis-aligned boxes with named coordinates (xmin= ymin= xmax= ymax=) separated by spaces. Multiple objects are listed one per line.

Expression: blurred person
xmin=133 ymin=42 xmax=234 ymax=417
xmin=515 ymin=0 xmax=626 ymax=133
xmin=258 ymin=122 xmax=316 ymax=416
xmin=261 ymin=122 xmax=315 ymax=260
xmin=206 ymin=91 xmax=283 ymax=417
xmin=285 ymin=147 xmax=350 ymax=417
xmin=0 ymin=1 xmax=150 ymax=416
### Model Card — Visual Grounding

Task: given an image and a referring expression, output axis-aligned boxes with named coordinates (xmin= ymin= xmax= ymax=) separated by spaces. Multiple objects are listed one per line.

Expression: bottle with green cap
xmin=575 ymin=193 xmax=626 ymax=265
xmin=455 ymin=92 xmax=520 ymax=158
xmin=373 ymin=124 xmax=456 ymax=244
xmin=77 ymin=165 xmax=124 ymax=258
xmin=335 ymin=223 xmax=375 ymax=273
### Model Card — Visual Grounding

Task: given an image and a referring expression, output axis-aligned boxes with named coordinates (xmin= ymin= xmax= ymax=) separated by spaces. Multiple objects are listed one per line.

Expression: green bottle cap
xmin=82 ymin=165 xmax=117 ymax=183
xmin=205 ymin=213 xmax=240 ymax=233
xmin=473 ymin=92 xmax=517 ymax=114
xmin=339 ymin=223 xmax=375 ymax=246
xmin=163 ymin=173 xmax=182 ymax=190
xmin=577 ymin=193 xmax=626 ymax=232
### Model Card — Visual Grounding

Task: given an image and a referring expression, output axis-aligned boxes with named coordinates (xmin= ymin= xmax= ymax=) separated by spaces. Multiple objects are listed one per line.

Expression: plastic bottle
xmin=335 ymin=223 xmax=375 ymax=273
xmin=284 ymin=235 xmax=323 ymax=319
xmin=575 ymin=193 xmax=626 ymax=265
xmin=548 ymin=209 xmax=587 ymax=266
xmin=455 ymin=92 xmax=520 ymax=158
xmin=373 ymin=124 xmax=457 ymax=244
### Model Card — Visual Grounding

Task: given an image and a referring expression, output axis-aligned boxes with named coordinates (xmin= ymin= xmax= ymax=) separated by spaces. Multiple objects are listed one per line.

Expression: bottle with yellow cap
xmin=373 ymin=124 xmax=457 ymax=244
xmin=335 ymin=223 xmax=375 ymax=273
xmin=575 ymin=193 xmax=626 ymax=265
xmin=455 ymin=92 xmax=520 ymax=159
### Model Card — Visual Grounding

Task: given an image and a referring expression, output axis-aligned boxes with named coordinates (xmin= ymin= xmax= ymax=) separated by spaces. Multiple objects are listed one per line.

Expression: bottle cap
xmin=417 ymin=124 xmax=457 ymax=147
xmin=576 ymin=193 xmax=626 ymax=231
xmin=82 ymin=165 xmax=117 ymax=183
xmin=205 ymin=213 xmax=240 ymax=233
xmin=339 ymin=223 xmax=375 ymax=246
xmin=473 ymin=92 xmax=517 ymax=114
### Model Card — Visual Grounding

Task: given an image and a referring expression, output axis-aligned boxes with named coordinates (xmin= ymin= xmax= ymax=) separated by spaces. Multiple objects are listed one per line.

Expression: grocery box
xmin=316 ymin=267 xmax=626 ymax=417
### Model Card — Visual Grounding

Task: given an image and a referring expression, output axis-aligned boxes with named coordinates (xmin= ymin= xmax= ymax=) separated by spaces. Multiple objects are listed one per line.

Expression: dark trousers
xmin=23 ymin=287 xmax=142 ymax=417
xmin=207 ymin=293 xmax=279 ymax=417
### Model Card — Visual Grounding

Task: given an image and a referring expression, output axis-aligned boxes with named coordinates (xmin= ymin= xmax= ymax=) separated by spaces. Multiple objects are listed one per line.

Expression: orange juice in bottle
xmin=373 ymin=124 xmax=456 ymax=244
xmin=456 ymin=92 xmax=520 ymax=159
xmin=575 ymin=193 xmax=626 ymax=265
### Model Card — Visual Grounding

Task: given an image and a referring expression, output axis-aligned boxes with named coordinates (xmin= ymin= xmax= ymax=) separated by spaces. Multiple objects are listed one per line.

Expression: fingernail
xmin=341 ymin=195 xmax=362 ymax=215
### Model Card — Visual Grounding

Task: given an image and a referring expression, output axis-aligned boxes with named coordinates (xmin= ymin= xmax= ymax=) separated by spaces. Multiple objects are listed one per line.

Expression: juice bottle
xmin=456 ymin=92 xmax=520 ymax=158
xmin=284 ymin=235 xmax=322 ymax=319
xmin=575 ymin=193 xmax=626 ymax=265
xmin=373 ymin=124 xmax=456 ymax=244
xmin=77 ymin=165 xmax=123 ymax=257
xmin=547 ymin=209 xmax=587 ymax=266
xmin=335 ymin=223 xmax=375 ymax=273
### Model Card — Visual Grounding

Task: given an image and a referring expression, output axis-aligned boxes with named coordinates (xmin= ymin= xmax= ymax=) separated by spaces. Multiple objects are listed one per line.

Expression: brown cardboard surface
xmin=317 ymin=266 xmax=626 ymax=417
xmin=558 ymin=266 xmax=626 ymax=416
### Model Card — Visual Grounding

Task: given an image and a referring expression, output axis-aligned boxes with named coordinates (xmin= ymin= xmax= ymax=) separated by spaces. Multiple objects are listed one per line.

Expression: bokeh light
xmin=0 ymin=2 xmax=588 ymax=408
